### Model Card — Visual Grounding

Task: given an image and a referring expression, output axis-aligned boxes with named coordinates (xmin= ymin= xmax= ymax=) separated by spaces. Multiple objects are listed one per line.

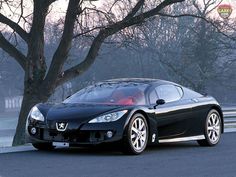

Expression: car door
xmin=151 ymin=84 xmax=193 ymax=139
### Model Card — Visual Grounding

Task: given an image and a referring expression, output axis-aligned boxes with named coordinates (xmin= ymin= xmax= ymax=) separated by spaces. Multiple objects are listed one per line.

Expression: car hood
xmin=37 ymin=103 xmax=128 ymax=130
xmin=38 ymin=103 xmax=124 ymax=122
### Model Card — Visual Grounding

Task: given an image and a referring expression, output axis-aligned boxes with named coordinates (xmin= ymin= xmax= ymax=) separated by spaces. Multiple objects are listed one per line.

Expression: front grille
xmin=44 ymin=130 xmax=91 ymax=143
xmin=28 ymin=121 xmax=112 ymax=144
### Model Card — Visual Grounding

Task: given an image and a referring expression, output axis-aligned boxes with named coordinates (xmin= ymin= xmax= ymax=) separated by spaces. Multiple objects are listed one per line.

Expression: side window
xmin=155 ymin=85 xmax=182 ymax=103
xmin=149 ymin=89 xmax=158 ymax=104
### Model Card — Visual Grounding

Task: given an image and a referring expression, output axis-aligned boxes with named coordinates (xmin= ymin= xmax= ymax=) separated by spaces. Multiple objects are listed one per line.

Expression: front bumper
xmin=26 ymin=120 xmax=126 ymax=145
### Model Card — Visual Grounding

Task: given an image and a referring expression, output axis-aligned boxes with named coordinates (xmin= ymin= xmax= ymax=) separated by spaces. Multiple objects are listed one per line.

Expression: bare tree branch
xmin=43 ymin=0 xmax=82 ymax=89
xmin=123 ymin=0 xmax=145 ymax=21
xmin=0 ymin=13 xmax=29 ymax=42
xmin=73 ymin=26 xmax=104 ymax=38
xmin=192 ymin=0 xmax=203 ymax=15
xmin=156 ymin=13 xmax=236 ymax=42
xmin=108 ymin=0 xmax=120 ymax=13
xmin=44 ymin=0 xmax=57 ymax=7
xmin=205 ymin=0 xmax=223 ymax=15
xmin=56 ymin=30 xmax=107 ymax=86
xmin=57 ymin=0 xmax=185 ymax=86
xmin=158 ymin=57 xmax=197 ymax=89
xmin=0 ymin=32 xmax=27 ymax=70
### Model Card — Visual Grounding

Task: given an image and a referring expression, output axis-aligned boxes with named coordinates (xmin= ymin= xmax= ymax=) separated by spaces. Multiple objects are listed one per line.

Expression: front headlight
xmin=29 ymin=106 xmax=45 ymax=122
xmin=88 ymin=110 xmax=128 ymax=123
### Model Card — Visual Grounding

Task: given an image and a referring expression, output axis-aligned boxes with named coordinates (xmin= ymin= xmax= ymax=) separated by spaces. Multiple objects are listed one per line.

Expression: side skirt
xmin=158 ymin=135 xmax=205 ymax=143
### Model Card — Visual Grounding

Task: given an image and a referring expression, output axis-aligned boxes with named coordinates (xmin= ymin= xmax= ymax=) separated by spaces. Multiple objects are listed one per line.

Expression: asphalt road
xmin=0 ymin=133 xmax=235 ymax=177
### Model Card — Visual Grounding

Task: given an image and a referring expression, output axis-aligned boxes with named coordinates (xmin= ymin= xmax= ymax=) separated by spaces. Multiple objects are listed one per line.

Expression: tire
xmin=32 ymin=142 xmax=55 ymax=151
xmin=122 ymin=113 xmax=149 ymax=155
xmin=197 ymin=109 xmax=222 ymax=146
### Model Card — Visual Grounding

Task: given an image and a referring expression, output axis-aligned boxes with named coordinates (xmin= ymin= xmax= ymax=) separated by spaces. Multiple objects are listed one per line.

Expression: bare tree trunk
xmin=12 ymin=95 xmax=35 ymax=145
xmin=12 ymin=84 xmax=50 ymax=146
xmin=0 ymin=0 xmax=187 ymax=146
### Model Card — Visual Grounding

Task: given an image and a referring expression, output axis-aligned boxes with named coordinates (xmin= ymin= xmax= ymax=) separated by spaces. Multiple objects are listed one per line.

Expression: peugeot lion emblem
xmin=56 ymin=122 xmax=68 ymax=132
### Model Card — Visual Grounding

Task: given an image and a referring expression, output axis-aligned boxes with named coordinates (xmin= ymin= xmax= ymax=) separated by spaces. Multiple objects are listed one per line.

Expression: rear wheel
xmin=122 ymin=113 xmax=148 ymax=155
xmin=32 ymin=142 xmax=55 ymax=151
xmin=197 ymin=109 xmax=222 ymax=146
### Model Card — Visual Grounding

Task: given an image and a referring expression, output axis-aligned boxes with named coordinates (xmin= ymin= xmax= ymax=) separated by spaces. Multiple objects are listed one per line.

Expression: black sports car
xmin=26 ymin=78 xmax=223 ymax=155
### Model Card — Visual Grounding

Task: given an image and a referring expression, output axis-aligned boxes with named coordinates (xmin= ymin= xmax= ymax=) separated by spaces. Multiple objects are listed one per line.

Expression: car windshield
xmin=63 ymin=82 xmax=148 ymax=106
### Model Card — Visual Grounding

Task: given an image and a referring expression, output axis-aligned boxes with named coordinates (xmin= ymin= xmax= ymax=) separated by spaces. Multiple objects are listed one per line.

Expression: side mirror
xmin=156 ymin=99 xmax=165 ymax=105
xmin=154 ymin=99 xmax=165 ymax=109
xmin=66 ymin=95 xmax=71 ymax=99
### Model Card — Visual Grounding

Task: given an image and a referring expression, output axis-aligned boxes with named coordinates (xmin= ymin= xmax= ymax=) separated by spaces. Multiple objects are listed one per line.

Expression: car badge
xmin=56 ymin=122 xmax=68 ymax=132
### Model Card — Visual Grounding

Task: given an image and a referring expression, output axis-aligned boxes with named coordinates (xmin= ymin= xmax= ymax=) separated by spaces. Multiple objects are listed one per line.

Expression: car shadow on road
xmin=31 ymin=141 xmax=207 ymax=156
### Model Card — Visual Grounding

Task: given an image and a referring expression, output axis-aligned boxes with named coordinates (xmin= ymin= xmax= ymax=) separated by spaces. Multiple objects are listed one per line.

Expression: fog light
xmin=106 ymin=131 xmax=113 ymax=138
xmin=31 ymin=127 xmax=37 ymax=135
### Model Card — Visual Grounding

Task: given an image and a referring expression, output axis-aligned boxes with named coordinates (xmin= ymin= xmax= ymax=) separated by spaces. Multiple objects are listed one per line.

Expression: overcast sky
xmin=0 ymin=0 xmax=236 ymax=31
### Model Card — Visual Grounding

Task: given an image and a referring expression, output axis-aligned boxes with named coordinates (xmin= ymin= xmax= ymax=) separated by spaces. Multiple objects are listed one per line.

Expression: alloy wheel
xmin=130 ymin=117 xmax=147 ymax=151
xmin=207 ymin=112 xmax=221 ymax=144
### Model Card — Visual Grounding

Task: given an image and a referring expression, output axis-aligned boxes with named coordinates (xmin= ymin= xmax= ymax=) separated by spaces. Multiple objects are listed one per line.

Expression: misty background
xmin=1 ymin=3 xmax=236 ymax=115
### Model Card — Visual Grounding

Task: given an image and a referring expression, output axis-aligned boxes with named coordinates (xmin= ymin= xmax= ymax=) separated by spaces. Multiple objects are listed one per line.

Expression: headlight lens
xmin=89 ymin=110 xmax=128 ymax=123
xmin=29 ymin=106 xmax=45 ymax=122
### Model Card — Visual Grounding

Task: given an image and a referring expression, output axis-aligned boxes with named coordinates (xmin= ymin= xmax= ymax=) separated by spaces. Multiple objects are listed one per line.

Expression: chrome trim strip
xmin=159 ymin=135 xmax=205 ymax=143
xmin=155 ymin=100 xmax=216 ymax=115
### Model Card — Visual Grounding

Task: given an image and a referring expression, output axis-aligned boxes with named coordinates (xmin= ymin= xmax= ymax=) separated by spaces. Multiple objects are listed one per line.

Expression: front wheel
xmin=32 ymin=142 xmax=55 ymax=151
xmin=122 ymin=113 xmax=149 ymax=155
xmin=197 ymin=109 xmax=222 ymax=146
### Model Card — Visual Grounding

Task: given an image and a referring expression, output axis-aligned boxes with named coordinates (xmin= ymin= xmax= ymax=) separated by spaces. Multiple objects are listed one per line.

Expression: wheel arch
xmin=133 ymin=110 xmax=150 ymax=125
xmin=124 ymin=109 xmax=158 ymax=144
xmin=124 ymin=110 xmax=149 ymax=134
xmin=210 ymin=105 xmax=224 ymax=133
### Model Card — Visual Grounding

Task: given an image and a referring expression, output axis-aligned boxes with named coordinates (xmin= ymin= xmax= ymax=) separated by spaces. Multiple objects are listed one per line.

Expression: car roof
xmin=103 ymin=78 xmax=178 ymax=86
